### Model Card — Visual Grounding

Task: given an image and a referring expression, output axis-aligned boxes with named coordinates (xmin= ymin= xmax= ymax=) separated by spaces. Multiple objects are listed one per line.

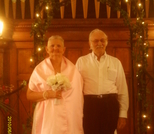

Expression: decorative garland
xmin=30 ymin=0 xmax=154 ymax=134
xmin=0 ymin=81 xmax=27 ymax=99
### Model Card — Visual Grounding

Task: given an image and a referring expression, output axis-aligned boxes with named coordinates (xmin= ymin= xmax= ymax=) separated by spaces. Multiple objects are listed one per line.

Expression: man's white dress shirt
xmin=76 ymin=52 xmax=129 ymax=118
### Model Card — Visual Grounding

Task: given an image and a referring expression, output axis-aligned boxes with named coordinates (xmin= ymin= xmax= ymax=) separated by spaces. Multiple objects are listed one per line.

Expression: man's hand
xmin=117 ymin=117 xmax=127 ymax=129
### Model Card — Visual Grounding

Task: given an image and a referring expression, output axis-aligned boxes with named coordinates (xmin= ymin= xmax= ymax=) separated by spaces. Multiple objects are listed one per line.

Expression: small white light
xmin=147 ymin=125 xmax=150 ymax=129
xmin=138 ymin=64 xmax=141 ymax=67
xmin=146 ymin=54 xmax=149 ymax=57
xmin=144 ymin=43 xmax=146 ymax=45
xmin=36 ymin=13 xmax=40 ymax=17
xmin=136 ymin=75 xmax=138 ymax=77
xmin=137 ymin=18 xmax=139 ymax=20
xmin=140 ymin=36 xmax=142 ymax=38
xmin=142 ymin=22 xmax=144 ymax=24
xmin=138 ymin=3 xmax=142 ymax=7
xmin=46 ymin=6 xmax=49 ymax=10
xmin=142 ymin=114 xmax=147 ymax=118
xmin=125 ymin=0 xmax=128 ymax=2
xmin=30 ymin=58 xmax=33 ymax=62
xmin=38 ymin=47 xmax=41 ymax=51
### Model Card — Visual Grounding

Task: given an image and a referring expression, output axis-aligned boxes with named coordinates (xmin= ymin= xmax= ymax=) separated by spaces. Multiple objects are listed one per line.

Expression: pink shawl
xmin=29 ymin=57 xmax=84 ymax=134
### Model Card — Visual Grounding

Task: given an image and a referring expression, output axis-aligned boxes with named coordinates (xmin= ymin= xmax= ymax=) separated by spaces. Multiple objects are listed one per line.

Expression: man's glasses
xmin=91 ymin=39 xmax=107 ymax=44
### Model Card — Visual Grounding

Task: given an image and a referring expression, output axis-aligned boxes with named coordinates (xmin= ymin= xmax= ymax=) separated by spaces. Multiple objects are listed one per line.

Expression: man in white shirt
xmin=76 ymin=29 xmax=129 ymax=134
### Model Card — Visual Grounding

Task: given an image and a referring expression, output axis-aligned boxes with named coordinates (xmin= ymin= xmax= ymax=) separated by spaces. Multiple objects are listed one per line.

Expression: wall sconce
xmin=0 ymin=20 xmax=3 ymax=37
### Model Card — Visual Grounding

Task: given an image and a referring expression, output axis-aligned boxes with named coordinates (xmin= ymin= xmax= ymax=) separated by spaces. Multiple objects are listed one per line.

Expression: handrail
xmin=0 ymin=81 xmax=27 ymax=99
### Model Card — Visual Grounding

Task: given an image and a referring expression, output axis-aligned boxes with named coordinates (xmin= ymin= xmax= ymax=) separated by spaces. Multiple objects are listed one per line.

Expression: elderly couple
xmin=27 ymin=29 xmax=129 ymax=134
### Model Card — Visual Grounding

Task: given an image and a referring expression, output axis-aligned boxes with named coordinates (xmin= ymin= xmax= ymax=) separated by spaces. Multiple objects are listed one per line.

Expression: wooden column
xmin=0 ymin=47 xmax=4 ymax=84
xmin=29 ymin=0 xmax=34 ymax=19
xmin=94 ymin=0 xmax=100 ymax=18
xmin=59 ymin=0 xmax=65 ymax=19
xmin=127 ymin=1 xmax=131 ymax=18
xmin=21 ymin=0 xmax=25 ymax=19
xmin=12 ymin=0 xmax=17 ymax=19
xmin=145 ymin=0 xmax=149 ymax=18
xmin=117 ymin=1 xmax=121 ymax=18
xmin=4 ymin=0 xmax=10 ymax=18
xmin=106 ymin=3 xmax=111 ymax=19
xmin=0 ymin=41 xmax=10 ymax=85
xmin=82 ymin=0 xmax=88 ymax=19
xmin=71 ymin=0 xmax=76 ymax=19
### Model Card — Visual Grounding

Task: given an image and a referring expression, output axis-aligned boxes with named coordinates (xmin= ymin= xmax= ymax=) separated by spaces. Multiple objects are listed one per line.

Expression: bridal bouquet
xmin=46 ymin=73 xmax=71 ymax=104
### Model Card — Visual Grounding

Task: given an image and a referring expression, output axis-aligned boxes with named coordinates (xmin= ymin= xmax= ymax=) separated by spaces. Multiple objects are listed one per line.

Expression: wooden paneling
xmin=17 ymin=49 xmax=33 ymax=74
xmin=115 ymin=48 xmax=131 ymax=73
xmin=0 ymin=18 xmax=153 ymax=134
xmin=66 ymin=48 xmax=82 ymax=64
xmin=106 ymin=45 xmax=115 ymax=55
xmin=148 ymin=30 xmax=154 ymax=40
xmin=147 ymin=48 xmax=154 ymax=72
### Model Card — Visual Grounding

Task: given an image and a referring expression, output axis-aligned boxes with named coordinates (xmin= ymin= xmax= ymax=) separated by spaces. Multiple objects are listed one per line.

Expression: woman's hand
xmin=48 ymin=90 xmax=62 ymax=99
xmin=55 ymin=90 xmax=62 ymax=99
xmin=27 ymin=87 xmax=62 ymax=102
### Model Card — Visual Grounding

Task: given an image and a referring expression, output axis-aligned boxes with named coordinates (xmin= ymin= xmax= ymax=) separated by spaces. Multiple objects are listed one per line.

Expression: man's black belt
xmin=84 ymin=93 xmax=118 ymax=99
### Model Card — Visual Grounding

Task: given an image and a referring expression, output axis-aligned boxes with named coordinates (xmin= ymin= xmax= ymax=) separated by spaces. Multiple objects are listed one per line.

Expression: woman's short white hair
xmin=89 ymin=29 xmax=108 ymax=41
xmin=47 ymin=35 xmax=64 ymax=46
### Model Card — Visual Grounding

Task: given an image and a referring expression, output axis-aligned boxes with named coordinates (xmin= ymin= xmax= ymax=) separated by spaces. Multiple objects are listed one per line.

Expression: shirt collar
xmin=91 ymin=51 xmax=107 ymax=60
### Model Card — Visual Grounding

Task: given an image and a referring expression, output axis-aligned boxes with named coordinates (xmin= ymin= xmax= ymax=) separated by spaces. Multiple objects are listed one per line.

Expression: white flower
xmin=47 ymin=73 xmax=71 ymax=92
xmin=56 ymin=73 xmax=65 ymax=85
